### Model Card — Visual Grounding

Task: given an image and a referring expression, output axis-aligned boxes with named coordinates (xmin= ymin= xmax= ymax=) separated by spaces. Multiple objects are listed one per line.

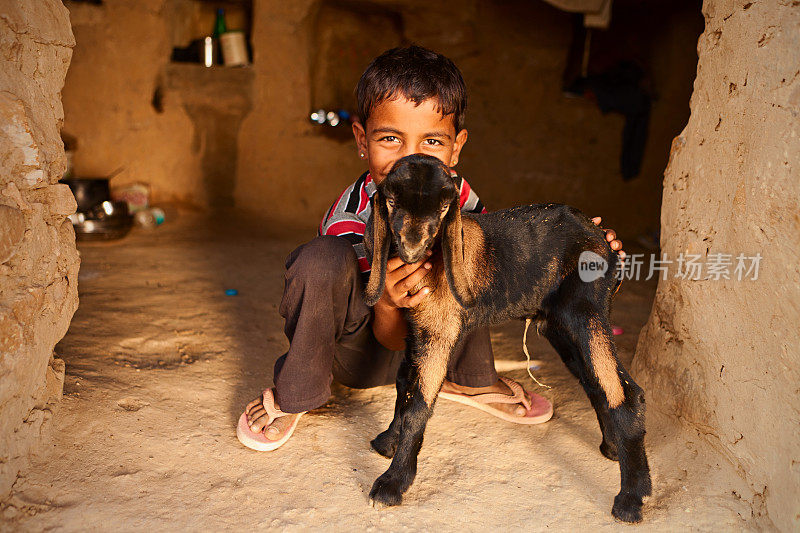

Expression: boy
xmin=237 ymin=46 xmax=623 ymax=451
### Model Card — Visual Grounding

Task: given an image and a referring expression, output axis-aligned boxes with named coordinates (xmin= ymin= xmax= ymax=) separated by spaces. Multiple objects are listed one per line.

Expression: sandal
xmin=236 ymin=389 xmax=306 ymax=451
xmin=438 ymin=376 xmax=553 ymax=425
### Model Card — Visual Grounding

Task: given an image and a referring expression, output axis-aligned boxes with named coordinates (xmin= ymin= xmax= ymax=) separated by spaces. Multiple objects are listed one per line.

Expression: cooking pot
xmin=60 ymin=177 xmax=110 ymax=212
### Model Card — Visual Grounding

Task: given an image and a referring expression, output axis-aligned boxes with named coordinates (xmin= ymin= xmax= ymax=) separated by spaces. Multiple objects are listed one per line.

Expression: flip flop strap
xmin=262 ymin=389 xmax=287 ymax=426
xmin=499 ymin=377 xmax=532 ymax=410
xmin=455 ymin=377 xmax=532 ymax=410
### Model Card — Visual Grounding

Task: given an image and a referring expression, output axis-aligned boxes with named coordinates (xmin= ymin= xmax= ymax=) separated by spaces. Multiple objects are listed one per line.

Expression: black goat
xmin=363 ymin=154 xmax=651 ymax=522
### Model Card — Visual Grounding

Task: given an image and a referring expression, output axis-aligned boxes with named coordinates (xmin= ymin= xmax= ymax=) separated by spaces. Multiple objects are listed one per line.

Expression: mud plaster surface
xmin=1 ymin=212 xmax=762 ymax=531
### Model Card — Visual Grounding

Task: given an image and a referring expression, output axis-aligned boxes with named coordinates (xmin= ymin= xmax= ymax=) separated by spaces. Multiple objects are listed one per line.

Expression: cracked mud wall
xmin=0 ymin=1 xmax=79 ymax=497
xmin=632 ymin=1 xmax=800 ymax=529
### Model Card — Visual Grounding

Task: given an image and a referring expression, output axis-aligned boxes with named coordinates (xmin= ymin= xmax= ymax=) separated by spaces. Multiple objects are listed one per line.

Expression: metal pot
xmin=60 ymin=177 xmax=110 ymax=212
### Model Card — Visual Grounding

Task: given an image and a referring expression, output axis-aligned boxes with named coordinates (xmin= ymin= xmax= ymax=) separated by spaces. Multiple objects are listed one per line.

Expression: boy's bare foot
xmin=244 ymin=392 xmax=301 ymax=441
xmin=440 ymin=378 xmax=532 ymax=417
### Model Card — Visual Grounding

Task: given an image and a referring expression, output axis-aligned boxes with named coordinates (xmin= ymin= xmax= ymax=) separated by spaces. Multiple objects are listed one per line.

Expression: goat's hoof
xmin=599 ymin=440 xmax=619 ymax=461
xmin=369 ymin=474 xmax=404 ymax=508
xmin=370 ymin=431 xmax=398 ymax=459
xmin=612 ymin=492 xmax=643 ymax=523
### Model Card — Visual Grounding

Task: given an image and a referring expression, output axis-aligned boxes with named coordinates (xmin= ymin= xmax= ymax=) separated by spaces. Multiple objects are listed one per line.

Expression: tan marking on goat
xmin=416 ymin=342 xmax=452 ymax=406
xmin=460 ymin=218 xmax=494 ymax=292
xmin=410 ymin=264 xmax=463 ymax=406
xmin=407 ymin=215 xmax=497 ymax=405
xmin=588 ymin=317 xmax=625 ymax=408
xmin=443 ymin=214 xmax=494 ymax=305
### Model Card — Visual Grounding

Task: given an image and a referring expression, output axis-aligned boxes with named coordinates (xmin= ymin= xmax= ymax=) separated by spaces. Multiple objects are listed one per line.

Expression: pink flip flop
xmin=236 ymin=389 xmax=305 ymax=451
xmin=438 ymin=376 xmax=553 ymax=425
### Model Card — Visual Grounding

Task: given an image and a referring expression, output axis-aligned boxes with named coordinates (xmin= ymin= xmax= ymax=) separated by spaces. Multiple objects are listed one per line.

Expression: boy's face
xmin=352 ymin=96 xmax=468 ymax=185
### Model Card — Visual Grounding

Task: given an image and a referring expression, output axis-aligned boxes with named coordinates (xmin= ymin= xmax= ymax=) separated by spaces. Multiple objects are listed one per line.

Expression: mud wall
xmin=0 ymin=1 xmax=79 ymax=497
xmin=238 ymin=0 xmax=702 ymax=234
xmin=632 ymin=1 xmax=800 ymax=529
xmin=61 ymin=0 xmax=701 ymax=234
xmin=61 ymin=0 xmax=205 ymax=206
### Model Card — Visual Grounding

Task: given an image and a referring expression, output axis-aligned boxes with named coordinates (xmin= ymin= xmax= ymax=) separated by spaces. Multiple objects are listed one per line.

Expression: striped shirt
xmin=319 ymin=171 xmax=486 ymax=274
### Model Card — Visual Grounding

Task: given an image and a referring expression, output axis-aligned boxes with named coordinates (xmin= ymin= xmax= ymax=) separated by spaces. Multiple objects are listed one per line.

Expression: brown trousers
xmin=272 ymin=236 xmax=497 ymax=413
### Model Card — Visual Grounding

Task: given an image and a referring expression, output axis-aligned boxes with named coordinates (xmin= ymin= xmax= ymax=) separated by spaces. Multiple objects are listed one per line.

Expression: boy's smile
xmin=352 ymin=96 xmax=469 ymax=185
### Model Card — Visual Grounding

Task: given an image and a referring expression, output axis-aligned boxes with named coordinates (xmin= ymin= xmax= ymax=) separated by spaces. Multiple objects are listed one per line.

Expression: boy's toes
xmin=246 ymin=404 xmax=264 ymax=420
xmin=245 ymin=407 xmax=296 ymax=440
xmin=245 ymin=396 xmax=263 ymax=412
xmin=246 ymin=410 xmax=269 ymax=433
xmin=263 ymin=415 xmax=298 ymax=441
xmin=237 ymin=389 xmax=305 ymax=452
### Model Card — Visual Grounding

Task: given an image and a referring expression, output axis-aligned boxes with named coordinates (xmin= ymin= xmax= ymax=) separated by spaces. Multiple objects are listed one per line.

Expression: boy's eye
xmin=379 ymin=135 xmax=399 ymax=143
xmin=424 ymin=139 xmax=444 ymax=146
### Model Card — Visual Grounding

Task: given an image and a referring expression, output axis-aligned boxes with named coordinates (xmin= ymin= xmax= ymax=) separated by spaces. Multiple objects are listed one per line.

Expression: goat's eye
xmin=440 ymin=204 xmax=449 ymax=213
xmin=386 ymin=198 xmax=395 ymax=208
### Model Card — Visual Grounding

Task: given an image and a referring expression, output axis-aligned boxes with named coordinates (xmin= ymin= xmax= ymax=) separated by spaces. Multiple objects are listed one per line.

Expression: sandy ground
xmin=1 ymin=210 xmax=764 ymax=531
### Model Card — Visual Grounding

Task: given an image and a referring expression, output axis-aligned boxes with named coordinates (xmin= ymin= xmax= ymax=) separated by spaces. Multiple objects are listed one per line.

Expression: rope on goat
xmin=523 ymin=317 xmax=551 ymax=389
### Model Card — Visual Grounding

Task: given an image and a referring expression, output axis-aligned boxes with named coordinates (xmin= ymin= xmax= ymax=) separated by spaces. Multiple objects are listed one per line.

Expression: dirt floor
xmin=1 ymin=210 xmax=762 ymax=531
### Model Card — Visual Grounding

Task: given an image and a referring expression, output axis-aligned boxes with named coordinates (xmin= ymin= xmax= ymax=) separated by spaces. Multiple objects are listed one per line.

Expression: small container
xmin=134 ymin=207 xmax=165 ymax=229
xmin=220 ymin=31 xmax=248 ymax=66
xmin=111 ymin=182 xmax=150 ymax=213
xmin=150 ymin=207 xmax=165 ymax=225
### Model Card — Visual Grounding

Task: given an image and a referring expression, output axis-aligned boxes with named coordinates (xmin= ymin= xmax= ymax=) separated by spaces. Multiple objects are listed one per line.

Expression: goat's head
xmin=364 ymin=154 xmax=475 ymax=308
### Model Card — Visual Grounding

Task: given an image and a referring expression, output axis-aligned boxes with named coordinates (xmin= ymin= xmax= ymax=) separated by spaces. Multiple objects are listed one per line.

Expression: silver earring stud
xmin=360 ymin=153 xmax=365 ymax=158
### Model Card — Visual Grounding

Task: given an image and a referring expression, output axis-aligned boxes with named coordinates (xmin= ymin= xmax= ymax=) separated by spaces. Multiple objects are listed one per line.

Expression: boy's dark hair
xmin=356 ymin=45 xmax=467 ymax=132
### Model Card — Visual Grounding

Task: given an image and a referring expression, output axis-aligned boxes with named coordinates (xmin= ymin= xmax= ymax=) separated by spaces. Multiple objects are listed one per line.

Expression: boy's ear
xmin=364 ymin=191 xmax=390 ymax=306
xmin=352 ymin=121 xmax=368 ymax=159
xmin=449 ymin=128 xmax=469 ymax=167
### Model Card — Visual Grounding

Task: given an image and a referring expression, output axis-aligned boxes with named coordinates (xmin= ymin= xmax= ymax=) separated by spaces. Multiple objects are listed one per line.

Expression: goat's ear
xmin=364 ymin=191 xmax=390 ymax=306
xmin=442 ymin=198 xmax=477 ymax=308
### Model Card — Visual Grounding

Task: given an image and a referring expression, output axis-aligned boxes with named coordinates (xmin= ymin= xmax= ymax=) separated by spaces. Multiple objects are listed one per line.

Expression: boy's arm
xmin=457 ymin=176 xmax=487 ymax=214
xmin=371 ymin=254 xmax=432 ymax=351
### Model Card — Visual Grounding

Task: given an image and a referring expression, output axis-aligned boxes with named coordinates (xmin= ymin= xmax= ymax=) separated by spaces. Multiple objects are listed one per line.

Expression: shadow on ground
xmin=0 ymin=210 xmax=759 ymax=531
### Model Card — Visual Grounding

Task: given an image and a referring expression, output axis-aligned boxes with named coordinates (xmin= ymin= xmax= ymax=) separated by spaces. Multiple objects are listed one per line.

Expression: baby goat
xmin=363 ymin=154 xmax=651 ymax=522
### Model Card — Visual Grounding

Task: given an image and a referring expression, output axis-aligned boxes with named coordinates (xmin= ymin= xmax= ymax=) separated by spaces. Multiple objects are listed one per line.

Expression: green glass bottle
xmin=213 ymin=8 xmax=227 ymax=37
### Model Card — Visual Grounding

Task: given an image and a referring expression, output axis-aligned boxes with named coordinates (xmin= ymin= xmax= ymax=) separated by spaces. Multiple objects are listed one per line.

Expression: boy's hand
xmin=591 ymin=217 xmax=626 ymax=262
xmin=377 ymin=251 xmax=433 ymax=309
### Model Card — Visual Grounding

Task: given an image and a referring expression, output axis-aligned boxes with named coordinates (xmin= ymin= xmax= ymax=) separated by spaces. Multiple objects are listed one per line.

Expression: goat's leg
xmin=369 ymin=334 xmax=453 ymax=507
xmin=544 ymin=324 xmax=618 ymax=460
xmin=371 ymin=357 xmax=412 ymax=458
xmin=550 ymin=308 xmax=651 ymax=523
